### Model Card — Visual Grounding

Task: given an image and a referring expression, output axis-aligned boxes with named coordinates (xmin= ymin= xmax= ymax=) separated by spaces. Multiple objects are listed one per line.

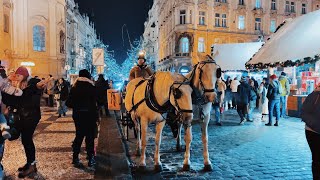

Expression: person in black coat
xmin=95 ymin=74 xmax=109 ymax=116
xmin=66 ymin=69 xmax=99 ymax=168
xmin=55 ymin=78 xmax=69 ymax=118
xmin=236 ymin=76 xmax=251 ymax=125
xmin=2 ymin=66 xmax=47 ymax=178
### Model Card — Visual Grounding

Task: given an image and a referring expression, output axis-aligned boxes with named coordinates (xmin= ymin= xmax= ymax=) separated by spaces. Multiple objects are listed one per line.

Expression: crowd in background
xmin=211 ymin=72 xmax=291 ymax=127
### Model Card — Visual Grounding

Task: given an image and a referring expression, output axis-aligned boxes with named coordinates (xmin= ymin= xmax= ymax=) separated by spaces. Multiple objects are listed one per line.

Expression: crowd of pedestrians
xmin=0 ymin=65 xmax=114 ymax=178
xmin=211 ymin=72 xmax=291 ymax=127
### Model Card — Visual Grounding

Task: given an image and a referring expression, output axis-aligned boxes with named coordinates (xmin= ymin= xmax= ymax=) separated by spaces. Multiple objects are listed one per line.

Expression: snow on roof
xmin=246 ymin=10 xmax=320 ymax=66
xmin=212 ymin=42 xmax=263 ymax=71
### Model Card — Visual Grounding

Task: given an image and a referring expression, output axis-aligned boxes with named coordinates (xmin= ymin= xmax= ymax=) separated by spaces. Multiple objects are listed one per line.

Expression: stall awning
xmin=212 ymin=42 xmax=263 ymax=71
xmin=246 ymin=10 xmax=320 ymax=69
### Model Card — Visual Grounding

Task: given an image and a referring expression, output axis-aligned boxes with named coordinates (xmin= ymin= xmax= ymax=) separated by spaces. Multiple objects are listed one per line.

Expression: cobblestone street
xmin=125 ymin=109 xmax=313 ymax=180
xmin=2 ymin=107 xmax=95 ymax=180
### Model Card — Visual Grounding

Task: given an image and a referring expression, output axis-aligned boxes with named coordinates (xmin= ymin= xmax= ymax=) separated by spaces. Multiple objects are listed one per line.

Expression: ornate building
xmin=0 ymin=0 xmax=67 ymax=77
xmin=143 ymin=0 xmax=317 ymax=73
xmin=66 ymin=0 xmax=102 ymax=77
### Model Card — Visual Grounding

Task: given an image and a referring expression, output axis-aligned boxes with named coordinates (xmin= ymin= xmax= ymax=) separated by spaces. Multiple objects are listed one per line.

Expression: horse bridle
xmin=190 ymin=55 xmax=221 ymax=104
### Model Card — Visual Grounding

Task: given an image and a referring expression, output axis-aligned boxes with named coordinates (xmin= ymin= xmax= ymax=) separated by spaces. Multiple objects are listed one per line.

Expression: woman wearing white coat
xmin=259 ymin=78 xmax=269 ymax=121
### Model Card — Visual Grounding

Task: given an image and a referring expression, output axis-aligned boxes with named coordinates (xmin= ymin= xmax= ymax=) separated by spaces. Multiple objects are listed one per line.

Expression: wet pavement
xmin=123 ymin=109 xmax=313 ymax=180
xmin=2 ymin=107 xmax=95 ymax=180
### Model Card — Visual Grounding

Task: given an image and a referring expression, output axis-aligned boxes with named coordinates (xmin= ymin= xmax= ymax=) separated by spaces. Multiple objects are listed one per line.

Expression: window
xmin=291 ymin=2 xmax=295 ymax=12
xmin=255 ymin=0 xmax=261 ymax=8
xmin=239 ymin=0 xmax=244 ymax=5
xmin=180 ymin=10 xmax=186 ymax=24
xmin=271 ymin=0 xmax=276 ymax=10
xmin=4 ymin=15 xmax=9 ymax=33
xmin=59 ymin=31 xmax=65 ymax=53
xmin=33 ymin=25 xmax=46 ymax=52
xmin=221 ymin=0 xmax=227 ymax=3
xmin=215 ymin=13 xmax=220 ymax=27
xmin=199 ymin=11 xmax=206 ymax=25
xmin=198 ymin=37 xmax=205 ymax=52
xmin=180 ymin=37 xmax=189 ymax=53
xmin=285 ymin=1 xmax=290 ymax=12
xmin=221 ymin=14 xmax=227 ymax=27
xmin=238 ymin=15 xmax=245 ymax=30
xmin=255 ymin=18 xmax=261 ymax=31
xmin=302 ymin=4 xmax=307 ymax=14
xmin=270 ymin=20 xmax=276 ymax=32
xmin=189 ymin=10 xmax=193 ymax=24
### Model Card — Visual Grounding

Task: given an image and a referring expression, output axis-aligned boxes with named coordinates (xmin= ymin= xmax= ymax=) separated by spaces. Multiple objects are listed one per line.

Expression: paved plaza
xmin=125 ymin=110 xmax=313 ymax=179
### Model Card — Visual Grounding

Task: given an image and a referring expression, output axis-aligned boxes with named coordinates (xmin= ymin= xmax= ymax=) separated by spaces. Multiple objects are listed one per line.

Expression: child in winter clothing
xmin=0 ymin=70 xmax=23 ymax=139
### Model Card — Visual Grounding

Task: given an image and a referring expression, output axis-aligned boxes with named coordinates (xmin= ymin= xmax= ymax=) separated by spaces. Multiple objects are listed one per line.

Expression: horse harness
xmin=128 ymin=73 xmax=193 ymax=123
xmin=189 ymin=55 xmax=222 ymax=120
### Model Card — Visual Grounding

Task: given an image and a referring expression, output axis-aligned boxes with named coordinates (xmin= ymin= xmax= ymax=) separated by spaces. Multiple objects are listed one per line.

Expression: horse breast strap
xmin=145 ymin=75 xmax=172 ymax=114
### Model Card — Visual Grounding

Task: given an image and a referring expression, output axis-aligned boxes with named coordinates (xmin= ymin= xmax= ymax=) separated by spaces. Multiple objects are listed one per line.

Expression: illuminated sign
xmin=21 ymin=62 xmax=35 ymax=67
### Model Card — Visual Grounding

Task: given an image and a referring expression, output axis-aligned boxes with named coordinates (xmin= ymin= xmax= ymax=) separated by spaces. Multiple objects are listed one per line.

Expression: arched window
xmin=60 ymin=30 xmax=65 ymax=53
xmin=33 ymin=25 xmax=46 ymax=52
xmin=180 ymin=37 xmax=189 ymax=53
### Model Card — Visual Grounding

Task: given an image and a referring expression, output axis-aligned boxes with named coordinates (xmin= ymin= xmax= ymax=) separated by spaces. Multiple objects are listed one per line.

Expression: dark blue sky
xmin=74 ymin=0 xmax=154 ymax=63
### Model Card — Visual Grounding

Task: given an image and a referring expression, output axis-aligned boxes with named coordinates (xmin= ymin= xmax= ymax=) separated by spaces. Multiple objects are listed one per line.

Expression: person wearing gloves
xmin=2 ymin=66 xmax=46 ymax=178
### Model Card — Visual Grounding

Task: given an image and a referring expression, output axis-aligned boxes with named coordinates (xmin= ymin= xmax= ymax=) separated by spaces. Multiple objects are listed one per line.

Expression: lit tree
xmin=120 ymin=38 xmax=143 ymax=79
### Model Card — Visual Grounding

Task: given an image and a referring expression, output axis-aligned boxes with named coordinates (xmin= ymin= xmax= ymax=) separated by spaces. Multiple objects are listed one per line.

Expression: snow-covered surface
xmin=247 ymin=9 xmax=320 ymax=65
xmin=212 ymin=42 xmax=263 ymax=71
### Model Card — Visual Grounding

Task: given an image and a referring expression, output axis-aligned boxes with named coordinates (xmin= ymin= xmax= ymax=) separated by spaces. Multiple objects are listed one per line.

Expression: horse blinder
xmin=173 ymin=88 xmax=183 ymax=99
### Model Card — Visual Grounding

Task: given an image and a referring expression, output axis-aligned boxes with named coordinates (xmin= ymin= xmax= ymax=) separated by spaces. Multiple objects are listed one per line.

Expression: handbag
xmin=6 ymin=108 xmax=22 ymax=141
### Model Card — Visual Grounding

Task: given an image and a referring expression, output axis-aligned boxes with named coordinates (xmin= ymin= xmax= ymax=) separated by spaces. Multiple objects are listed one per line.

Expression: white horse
xmin=125 ymin=72 xmax=193 ymax=171
xmin=175 ymin=54 xmax=222 ymax=171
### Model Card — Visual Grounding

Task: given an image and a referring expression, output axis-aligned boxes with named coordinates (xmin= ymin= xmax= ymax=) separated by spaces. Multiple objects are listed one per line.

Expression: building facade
xmin=143 ymin=0 xmax=317 ymax=73
xmin=0 ymin=0 xmax=67 ymax=78
xmin=66 ymin=0 xmax=102 ymax=77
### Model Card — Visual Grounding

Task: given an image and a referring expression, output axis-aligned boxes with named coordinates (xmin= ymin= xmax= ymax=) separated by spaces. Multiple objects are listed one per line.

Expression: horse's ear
xmin=216 ymin=68 xmax=222 ymax=79
xmin=173 ymin=88 xmax=182 ymax=99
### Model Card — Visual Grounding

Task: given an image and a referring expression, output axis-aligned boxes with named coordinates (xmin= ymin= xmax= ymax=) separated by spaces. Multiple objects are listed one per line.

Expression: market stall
xmin=211 ymin=42 xmax=265 ymax=81
xmin=246 ymin=10 xmax=320 ymax=117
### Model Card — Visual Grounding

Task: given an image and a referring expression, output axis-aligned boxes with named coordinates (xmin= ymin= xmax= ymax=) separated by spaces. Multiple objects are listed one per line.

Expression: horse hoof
xmin=154 ymin=164 xmax=163 ymax=172
xmin=182 ymin=164 xmax=190 ymax=171
xmin=138 ymin=166 xmax=146 ymax=172
xmin=203 ymin=164 xmax=213 ymax=172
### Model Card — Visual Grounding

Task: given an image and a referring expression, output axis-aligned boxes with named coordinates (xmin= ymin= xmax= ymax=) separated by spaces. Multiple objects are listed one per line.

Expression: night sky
xmin=74 ymin=0 xmax=154 ymax=63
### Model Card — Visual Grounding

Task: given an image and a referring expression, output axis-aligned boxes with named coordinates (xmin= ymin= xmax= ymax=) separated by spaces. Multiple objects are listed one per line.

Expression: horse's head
xmin=189 ymin=54 xmax=222 ymax=103
xmin=170 ymin=77 xmax=193 ymax=124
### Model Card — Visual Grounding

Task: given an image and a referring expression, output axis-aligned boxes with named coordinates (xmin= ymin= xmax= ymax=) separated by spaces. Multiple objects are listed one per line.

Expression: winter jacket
xmin=267 ymin=80 xmax=281 ymax=100
xmin=129 ymin=65 xmax=153 ymax=81
xmin=2 ymin=78 xmax=42 ymax=121
xmin=95 ymin=78 xmax=108 ymax=106
xmin=279 ymin=75 xmax=290 ymax=96
xmin=301 ymin=87 xmax=320 ymax=134
xmin=236 ymin=82 xmax=251 ymax=105
xmin=47 ymin=77 xmax=55 ymax=95
xmin=0 ymin=76 xmax=23 ymax=104
xmin=68 ymin=77 xmax=99 ymax=122
xmin=230 ymin=80 xmax=240 ymax=93
xmin=55 ymin=83 xmax=69 ymax=101
xmin=249 ymin=86 xmax=258 ymax=108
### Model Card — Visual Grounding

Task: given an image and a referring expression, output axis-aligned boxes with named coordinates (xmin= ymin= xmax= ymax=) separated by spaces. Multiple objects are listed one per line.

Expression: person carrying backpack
xmin=301 ymin=85 xmax=320 ymax=180
xmin=266 ymin=74 xmax=281 ymax=126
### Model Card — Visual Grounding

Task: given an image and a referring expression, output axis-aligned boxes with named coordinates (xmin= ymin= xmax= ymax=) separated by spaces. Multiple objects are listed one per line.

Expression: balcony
xmin=214 ymin=1 xmax=229 ymax=9
xmin=175 ymin=53 xmax=190 ymax=57
xmin=252 ymin=8 xmax=264 ymax=15
xmin=237 ymin=4 xmax=246 ymax=10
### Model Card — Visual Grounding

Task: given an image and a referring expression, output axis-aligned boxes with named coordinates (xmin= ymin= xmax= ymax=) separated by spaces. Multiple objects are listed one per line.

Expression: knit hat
xmin=270 ymin=74 xmax=277 ymax=80
xmin=241 ymin=76 xmax=246 ymax=82
xmin=79 ymin=69 xmax=91 ymax=79
xmin=281 ymin=72 xmax=286 ymax=76
xmin=15 ymin=66 xmax=30 ymax=78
